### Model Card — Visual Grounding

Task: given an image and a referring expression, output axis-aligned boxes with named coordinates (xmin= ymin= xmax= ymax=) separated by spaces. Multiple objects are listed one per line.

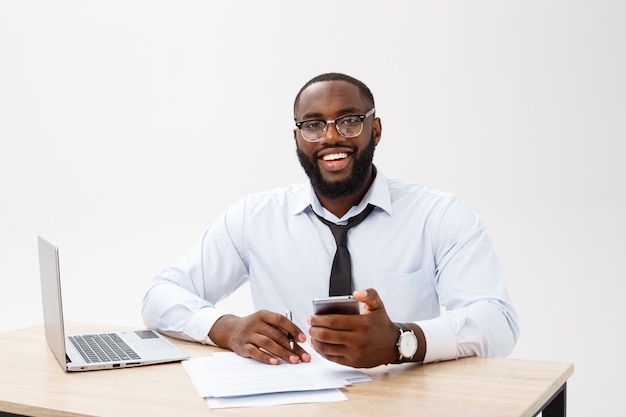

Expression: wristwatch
xmin=393 ymin=323 xmax=418 ymax=364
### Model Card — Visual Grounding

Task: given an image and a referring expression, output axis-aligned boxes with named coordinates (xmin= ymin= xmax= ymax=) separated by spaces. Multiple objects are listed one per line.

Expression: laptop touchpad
xmin=133 ymin=338 xmax=173 ymax=351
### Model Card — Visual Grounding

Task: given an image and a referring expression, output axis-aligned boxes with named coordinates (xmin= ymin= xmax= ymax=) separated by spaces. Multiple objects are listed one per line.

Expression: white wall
xmin=1 ymin=1 xmax=624 ymax=415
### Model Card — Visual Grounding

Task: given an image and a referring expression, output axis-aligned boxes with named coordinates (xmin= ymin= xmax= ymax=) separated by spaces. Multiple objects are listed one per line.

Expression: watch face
xmin=399 ymin=332 xmax=418 ymax=357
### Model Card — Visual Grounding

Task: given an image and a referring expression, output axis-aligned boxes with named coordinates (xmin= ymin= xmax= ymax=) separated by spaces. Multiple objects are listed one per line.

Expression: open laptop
xmin=37 ymin=236 xmax=189 ymax=372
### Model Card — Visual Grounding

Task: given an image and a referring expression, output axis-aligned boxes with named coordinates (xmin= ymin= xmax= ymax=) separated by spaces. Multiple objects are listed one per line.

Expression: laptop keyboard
xmin=69 ymin=333 xmax=141 ymax=363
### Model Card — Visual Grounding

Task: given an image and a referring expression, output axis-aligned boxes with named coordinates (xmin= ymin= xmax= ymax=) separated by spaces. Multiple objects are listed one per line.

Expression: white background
xmin=1 ymin=1 xmax=624 ymax=415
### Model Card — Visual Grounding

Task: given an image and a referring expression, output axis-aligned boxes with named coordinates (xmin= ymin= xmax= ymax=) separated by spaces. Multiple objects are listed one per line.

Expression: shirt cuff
xmin=183 ymin=307 xmax=228 ymax=345
xmin=416 ymin=317 xmax=458 ymax=363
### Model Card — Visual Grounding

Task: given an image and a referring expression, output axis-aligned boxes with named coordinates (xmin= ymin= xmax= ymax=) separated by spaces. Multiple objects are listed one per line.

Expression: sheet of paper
xmin=206 ymin=388 xmax=347 ymax=409
xmin=182 ymin=352 xmax=352 ymax=398
xmin=312 ymin=353 xmax=373 ymax=384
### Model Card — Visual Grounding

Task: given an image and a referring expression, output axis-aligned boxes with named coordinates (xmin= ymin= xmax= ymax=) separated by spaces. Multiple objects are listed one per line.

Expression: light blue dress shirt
xmin=142 ymin=170 xmax=519 ymax=363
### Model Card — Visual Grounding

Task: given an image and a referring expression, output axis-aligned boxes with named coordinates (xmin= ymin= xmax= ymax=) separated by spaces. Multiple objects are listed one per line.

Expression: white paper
xmin=182 ymin=349 xmax=371 ymax=408
xmin=206 ymin=388 xmax=347 ymax=408
xmin=312 ymin=353 xmax=373 ymax=384
xmin=182 ymin=352 xmax=351 ymax=398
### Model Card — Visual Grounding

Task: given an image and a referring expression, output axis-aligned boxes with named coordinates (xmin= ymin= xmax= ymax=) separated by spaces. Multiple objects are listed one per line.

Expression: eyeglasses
xmin=295 ymin=108 xmax=376 ymax=142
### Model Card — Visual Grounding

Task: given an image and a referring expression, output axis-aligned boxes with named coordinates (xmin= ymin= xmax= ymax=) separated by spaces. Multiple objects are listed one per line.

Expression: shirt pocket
xmin=373 ymin=268 xmax=440 ymax=322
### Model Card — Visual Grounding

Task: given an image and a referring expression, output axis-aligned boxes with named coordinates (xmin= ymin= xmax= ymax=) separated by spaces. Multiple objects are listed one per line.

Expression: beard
xmin=296 ymin=133 xmax=376 ymax=200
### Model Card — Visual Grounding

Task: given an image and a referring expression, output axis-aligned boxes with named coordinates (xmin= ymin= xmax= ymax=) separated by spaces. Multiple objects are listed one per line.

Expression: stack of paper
xmin=182 ymin=351 xmax=371 ymax=408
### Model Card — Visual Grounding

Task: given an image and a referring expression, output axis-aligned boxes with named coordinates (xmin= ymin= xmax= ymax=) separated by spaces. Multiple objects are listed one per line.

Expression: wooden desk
xmin=0 ymin=323 xmax=573 ymax=417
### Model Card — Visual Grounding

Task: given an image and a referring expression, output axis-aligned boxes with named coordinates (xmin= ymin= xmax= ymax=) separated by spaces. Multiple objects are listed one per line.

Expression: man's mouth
xmin=317 ymin=149 xmax=354 ymax=172
xmin=321 ymin=152 xmax=349 ymax=161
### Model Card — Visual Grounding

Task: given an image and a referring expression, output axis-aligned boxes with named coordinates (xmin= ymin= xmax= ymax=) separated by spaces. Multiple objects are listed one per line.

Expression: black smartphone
xmin=312 ymin=295 xmax=360 ymax=315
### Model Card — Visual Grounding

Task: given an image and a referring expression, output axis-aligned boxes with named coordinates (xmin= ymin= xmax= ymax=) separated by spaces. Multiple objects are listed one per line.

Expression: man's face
xmin=293 ymin=81 xmax=381 ymax=200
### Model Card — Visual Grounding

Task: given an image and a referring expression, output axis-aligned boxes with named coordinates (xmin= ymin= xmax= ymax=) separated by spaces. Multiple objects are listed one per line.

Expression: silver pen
xmin=285 ymin=310 xmax=294 ymax=350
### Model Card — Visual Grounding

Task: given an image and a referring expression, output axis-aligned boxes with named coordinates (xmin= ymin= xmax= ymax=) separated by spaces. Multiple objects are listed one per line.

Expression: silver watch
xmin=393 ymin=323 xmax=418 ymax=364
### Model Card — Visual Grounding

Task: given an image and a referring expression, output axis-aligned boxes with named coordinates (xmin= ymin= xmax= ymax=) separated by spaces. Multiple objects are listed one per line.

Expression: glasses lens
xmin=300 ymin=120 xmax=326 ymax=142
xmin=336 ymin=115 xmax=363 ymax=138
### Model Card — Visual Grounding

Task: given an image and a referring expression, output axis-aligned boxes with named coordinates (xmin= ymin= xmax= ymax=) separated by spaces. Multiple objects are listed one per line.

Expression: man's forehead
xmin=296 ymin=80 xmax=365 ymax=116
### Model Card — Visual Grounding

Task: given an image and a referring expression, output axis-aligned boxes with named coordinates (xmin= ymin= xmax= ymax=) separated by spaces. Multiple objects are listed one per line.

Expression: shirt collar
xmin=292 ymin=166 xmax=393 ymax=221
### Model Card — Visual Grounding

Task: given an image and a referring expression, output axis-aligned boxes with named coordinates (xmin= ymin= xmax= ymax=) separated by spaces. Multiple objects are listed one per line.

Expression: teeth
xmin=322 ymin=152 xmax=348 ymax=161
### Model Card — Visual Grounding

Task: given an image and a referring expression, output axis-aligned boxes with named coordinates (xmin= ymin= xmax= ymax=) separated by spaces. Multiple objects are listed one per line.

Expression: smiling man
xmin=142 ymin=73 xmax=519 ymax=368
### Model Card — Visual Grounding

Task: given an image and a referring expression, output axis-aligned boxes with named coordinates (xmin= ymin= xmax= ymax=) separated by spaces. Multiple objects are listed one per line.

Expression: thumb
xmin=353 ymin=288 xmax=385 ymax=314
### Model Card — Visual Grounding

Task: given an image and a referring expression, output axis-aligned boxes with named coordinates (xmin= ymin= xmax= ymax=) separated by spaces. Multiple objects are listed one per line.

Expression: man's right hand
xmin=208 ymin=311 xmax=311 ymax=365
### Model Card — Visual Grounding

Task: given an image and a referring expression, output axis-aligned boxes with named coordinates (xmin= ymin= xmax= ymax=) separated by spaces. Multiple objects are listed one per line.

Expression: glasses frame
xmin=295 ymin=108 xmax=376 ymax=142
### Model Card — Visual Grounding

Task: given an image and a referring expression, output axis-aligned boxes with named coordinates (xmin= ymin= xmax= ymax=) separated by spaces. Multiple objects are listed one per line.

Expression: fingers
xmin=228 ymin=311 xmax=310 ymax=365
xmin=239 ymin=334 xmax=300 ymax=365
xmin=308 ymin=323 xmax=367 ymax=367
xmin=308 ymin=311 xmax=360 ymax=331
xmin=353 ymin=288 xmax=385 ymax=313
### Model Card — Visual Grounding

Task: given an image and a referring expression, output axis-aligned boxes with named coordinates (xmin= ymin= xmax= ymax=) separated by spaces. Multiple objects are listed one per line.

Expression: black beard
xmin=296 ymin=133 xmax=376 ymax=200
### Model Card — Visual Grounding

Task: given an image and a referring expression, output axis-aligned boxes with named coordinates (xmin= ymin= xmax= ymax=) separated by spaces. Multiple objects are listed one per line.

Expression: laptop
xmin=37 ymin=236 xmax=189 ymax=372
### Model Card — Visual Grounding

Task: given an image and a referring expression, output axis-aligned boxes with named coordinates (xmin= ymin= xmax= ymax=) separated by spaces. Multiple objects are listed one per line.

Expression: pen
xmin=285 ymin=310 xmax=294 ymax=350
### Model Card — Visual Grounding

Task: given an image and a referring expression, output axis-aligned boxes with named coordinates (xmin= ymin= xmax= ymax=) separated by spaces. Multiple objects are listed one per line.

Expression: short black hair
xmin=293 ymin=73 xmax=375 ymax=115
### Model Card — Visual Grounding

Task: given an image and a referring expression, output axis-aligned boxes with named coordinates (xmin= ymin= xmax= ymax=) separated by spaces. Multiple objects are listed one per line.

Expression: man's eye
xmin=338 ymin=116 xmax=361 ymax=125
xmin=303 ymin=121 xmax=325 ymax=130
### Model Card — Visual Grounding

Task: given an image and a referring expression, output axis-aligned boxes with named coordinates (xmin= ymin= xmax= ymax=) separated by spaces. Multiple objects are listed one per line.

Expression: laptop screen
xmin=38 ymin=236 xmax=70 ymax=369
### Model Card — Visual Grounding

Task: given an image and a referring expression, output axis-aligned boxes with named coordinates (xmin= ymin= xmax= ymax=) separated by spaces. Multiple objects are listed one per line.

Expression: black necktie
xmin=314 ymin=204 xmax=375 ymax=296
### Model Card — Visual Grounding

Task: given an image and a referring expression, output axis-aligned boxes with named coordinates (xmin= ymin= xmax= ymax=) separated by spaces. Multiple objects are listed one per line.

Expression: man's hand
xmin=209 ymin=310 xmax=311 ymax=365
xmin=308 ymin=288 xmax=421 ymax=368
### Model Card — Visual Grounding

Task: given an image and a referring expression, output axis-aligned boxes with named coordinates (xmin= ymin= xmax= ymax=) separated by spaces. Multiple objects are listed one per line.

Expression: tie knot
xmin=313 ymin=204 xmax=375 ymax=247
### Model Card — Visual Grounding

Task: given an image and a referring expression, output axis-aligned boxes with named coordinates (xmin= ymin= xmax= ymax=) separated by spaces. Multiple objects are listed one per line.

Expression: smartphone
xmin=312 ymin=295 xmax=360 ymax=315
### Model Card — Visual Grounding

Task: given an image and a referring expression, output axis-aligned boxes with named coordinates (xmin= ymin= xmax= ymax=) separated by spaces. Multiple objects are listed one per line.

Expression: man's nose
xmin=320 ymin=121 xmax=342 ymax=144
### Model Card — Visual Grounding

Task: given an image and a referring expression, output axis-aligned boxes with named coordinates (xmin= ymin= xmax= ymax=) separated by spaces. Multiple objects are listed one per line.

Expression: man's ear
xmin=373 ymin=118 xmax=382 ymax=145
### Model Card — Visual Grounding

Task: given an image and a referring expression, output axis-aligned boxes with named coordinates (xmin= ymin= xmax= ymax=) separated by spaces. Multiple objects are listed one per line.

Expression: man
xmin=142 ymin=73 xmax=519 ymax=368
